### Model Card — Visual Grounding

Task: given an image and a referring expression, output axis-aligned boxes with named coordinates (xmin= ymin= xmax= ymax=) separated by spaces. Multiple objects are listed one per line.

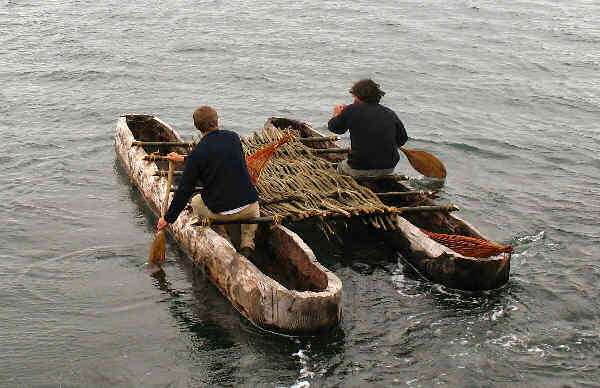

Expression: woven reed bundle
xmin=242 ymin=126 xmax=398 ymax=237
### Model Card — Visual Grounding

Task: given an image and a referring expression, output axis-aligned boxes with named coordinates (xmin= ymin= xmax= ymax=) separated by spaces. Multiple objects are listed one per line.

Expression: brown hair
xmin=349 ymin=79 xmax=385 ymax=103
xmin=193 ymin=106 xmax=218 ymax=132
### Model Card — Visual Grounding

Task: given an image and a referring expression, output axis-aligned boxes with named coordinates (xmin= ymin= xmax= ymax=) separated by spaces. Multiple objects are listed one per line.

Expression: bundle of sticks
xmin=242 ymin=125 xmax=400 ymax=236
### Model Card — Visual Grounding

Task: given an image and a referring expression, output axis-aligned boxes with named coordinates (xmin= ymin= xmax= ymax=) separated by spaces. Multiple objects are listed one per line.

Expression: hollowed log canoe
xmin=115 ymin=114 xmax=342 ymax=334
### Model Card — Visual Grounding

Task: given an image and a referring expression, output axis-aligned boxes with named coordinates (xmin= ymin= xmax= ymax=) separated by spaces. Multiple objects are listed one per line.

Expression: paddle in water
xmin=400 ymin=147 xmax=447 ymax=179
xmin=148 ymin=160 xmax=175 ymax=271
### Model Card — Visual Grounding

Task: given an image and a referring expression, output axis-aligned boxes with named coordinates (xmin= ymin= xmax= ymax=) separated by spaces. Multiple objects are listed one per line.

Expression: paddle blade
xmin=148 ymin=230 xmax=166 ymax=266
xmin=400 ymin=147 xmax=447 ymax=179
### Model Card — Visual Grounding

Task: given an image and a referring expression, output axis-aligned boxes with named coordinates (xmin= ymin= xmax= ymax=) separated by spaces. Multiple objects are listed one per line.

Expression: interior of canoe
xmin=125 ymin=115 xmax=327 ymax=293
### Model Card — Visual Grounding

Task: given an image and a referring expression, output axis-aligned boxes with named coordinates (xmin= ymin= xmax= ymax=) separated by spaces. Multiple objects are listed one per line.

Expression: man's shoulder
xmin=189 ymin=140 xmax=207 ymax=159
xmin=216 ymin=129 xmax=242 ymax=144
xmin=344 ymin=102 xmax=361 ymax=112
xmin=199 ymin=130 xmax=242 ymax=156
xmin=376 ymin=104 xmax=400 ymax=119
xmin=219 ymin=129 xmax=240 ymax=138
xmin=349 ymin=102 xmax=390 ymax=114
xmin=200 ymin=129 xmax=240 ymax=143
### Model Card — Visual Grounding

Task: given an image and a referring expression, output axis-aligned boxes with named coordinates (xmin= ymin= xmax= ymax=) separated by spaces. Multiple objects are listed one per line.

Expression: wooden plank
xmin=132 ymin=140 xmax=196 ymax=147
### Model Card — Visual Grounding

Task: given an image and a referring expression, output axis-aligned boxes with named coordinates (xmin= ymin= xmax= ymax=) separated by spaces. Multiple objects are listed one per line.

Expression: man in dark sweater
xmin=328 ymin=79 xmax=408 ymax=177
xmin=156 ymin=106 xmax=259 ymax=256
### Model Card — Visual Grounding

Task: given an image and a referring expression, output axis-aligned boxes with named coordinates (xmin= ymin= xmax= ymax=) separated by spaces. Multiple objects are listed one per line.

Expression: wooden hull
xmin=115 ymin=114 xmax=342 ymax=334
xmin=264 ymin=117 xmax=510 ymax=291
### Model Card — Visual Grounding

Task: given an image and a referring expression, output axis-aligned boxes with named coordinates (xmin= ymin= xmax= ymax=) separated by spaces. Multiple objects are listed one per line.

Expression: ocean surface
xmin=1 ymin=0 xmax=599 ymax=386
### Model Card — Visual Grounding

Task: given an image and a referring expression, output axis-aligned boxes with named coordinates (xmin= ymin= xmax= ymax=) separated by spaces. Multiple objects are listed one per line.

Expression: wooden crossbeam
xmin=299 ymin=136 xmax=340 ymax=142
xmin=144 ymin=155 xmax=176 ymax=162
xmin=167 ymin=186 xmax=433 ymax=203
xmin=191 ymin=205 xmax=459 ymax=226
xmin=354 ymin=174 xmax=410 ymax=182
xmin=154 ymin=170 xmax=183 ymax=176
xmin=306 ymin=147 xmax=350 ymax=154
xmin=135 ymin=136 xmax=337 ymax=149
xmin=133 ymin=141 xmax=196 ymax=147
xmin=376 ymin=190 xmax=434 ymax=198
xmin=258 ymin=190 xmax=435 ymax=204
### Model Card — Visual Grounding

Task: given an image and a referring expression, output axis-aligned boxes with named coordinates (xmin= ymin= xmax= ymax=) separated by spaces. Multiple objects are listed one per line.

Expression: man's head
xmin=349 ymin=79 xmax=385 ymax=104
xmin=193 ymin=106 xmax=218 ymax=133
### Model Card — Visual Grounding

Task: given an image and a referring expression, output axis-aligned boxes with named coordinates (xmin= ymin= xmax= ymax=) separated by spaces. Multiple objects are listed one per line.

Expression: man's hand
xmin=165 ymin=152 xmax=185 ymax=163
xmin=333 ymin=104 xmax=347 ymax=117
xmin=157 ymin=217 xmax=169 ymax=231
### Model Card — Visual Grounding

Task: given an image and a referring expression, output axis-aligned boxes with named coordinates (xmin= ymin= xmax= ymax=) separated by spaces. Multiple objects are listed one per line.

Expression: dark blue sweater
xmin=328 ymin=102 xmax=408 ymax=170
xmin=164 ymin=129 xmax=258 ymax=223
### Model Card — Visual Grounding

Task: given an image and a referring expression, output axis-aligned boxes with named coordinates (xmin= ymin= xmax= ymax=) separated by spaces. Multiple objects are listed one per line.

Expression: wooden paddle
xmin=148 ymin=160 xmax=175 ymax=267
xmin=399 ymin=147 xmax=447 ymax=179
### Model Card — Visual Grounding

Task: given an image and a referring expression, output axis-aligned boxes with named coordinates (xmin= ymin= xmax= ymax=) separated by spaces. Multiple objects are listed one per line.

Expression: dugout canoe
xmin=263 ymin=117 xmax=511 ymax=291
xmin=114 ymin=114 xmax=342 ymax=335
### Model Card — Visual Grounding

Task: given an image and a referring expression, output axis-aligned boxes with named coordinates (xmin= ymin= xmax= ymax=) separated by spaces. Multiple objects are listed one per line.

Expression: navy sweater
xmin=164 ymin=130 xmax=258 ymax=223
xmin=328 ymin=102 xmax=408 ymax=170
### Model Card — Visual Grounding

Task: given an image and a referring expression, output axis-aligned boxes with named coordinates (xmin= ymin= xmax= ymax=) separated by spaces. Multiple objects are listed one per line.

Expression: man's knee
xmin=191 ymin=195 xmax=212 ymax=217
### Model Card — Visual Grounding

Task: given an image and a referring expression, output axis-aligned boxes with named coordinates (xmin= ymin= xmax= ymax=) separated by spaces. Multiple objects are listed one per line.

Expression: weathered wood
xmin=192 ymin=205 xmax=459 ymax=226
xmin=168 ymin=189 xmax=433 ymax=202
xmin=170 ymin=185 xmax=203 ymax=192
xmin=375 ymin=190 xmax=434 ymax=198
xmin=133 ymin=137 xmax=334 ymax=148
xmin=116 ymin=114 xmax=343 ymax=334
xmin=155 ymin=170 xmax=183 ymax=176
xmin=143 ymin=154 xmax=174 ymax=161
xmin=133 ymin=140 xmax=196 ymax=147
xmin=387 ymin=216 xmax=510 ymax=290
xmin=299 ymin=136 xmax=340 ymax=142
xmin=145 ymin=148 xmax=349 ymax=161
xmin=354 ymin=174 xmax=410 ymax=182
xmin=306 ymin=147 xmax=350 ymax=154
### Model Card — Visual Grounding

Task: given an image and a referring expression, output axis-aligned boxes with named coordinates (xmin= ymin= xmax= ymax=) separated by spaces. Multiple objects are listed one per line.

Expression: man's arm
xmin=165 ymin=152 xmax=185 ymax=163
xmin=162 ymin=147 xmax=205 ymax=225
xmin=395 ymin=116 xmax=408 ymax=147
xmin=328 ymin=104 xmax=349 ymax=135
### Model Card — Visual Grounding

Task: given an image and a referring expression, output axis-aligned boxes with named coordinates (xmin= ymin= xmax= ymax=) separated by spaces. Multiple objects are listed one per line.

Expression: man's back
xmin=328 ymin=102 xmax=407 ymax=170
xmin=191 ymin=130 xmax=257 ymax=212
xmin=164 ymin=129 xmax=258 ymax=223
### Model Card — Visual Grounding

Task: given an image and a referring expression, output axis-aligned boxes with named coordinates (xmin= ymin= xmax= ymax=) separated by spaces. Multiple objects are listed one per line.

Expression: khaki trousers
xmin=191 ymin=195 xmax=260 ymax=250
xmin=337 ymin=159 xmax=395 ymax=177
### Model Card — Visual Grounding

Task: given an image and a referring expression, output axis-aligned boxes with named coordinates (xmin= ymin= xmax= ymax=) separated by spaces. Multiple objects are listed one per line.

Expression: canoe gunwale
xmin=115 ymin=114 xmax=343 ymax=335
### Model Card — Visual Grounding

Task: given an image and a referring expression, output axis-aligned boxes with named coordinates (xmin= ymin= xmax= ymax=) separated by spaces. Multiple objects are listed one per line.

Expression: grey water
xmin=1 ymin=0 xmax=599 ymax=386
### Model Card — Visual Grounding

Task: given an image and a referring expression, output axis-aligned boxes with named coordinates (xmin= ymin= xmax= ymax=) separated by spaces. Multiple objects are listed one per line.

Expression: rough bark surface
xmin=115 ymin=115 xmax=343 ymax=334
